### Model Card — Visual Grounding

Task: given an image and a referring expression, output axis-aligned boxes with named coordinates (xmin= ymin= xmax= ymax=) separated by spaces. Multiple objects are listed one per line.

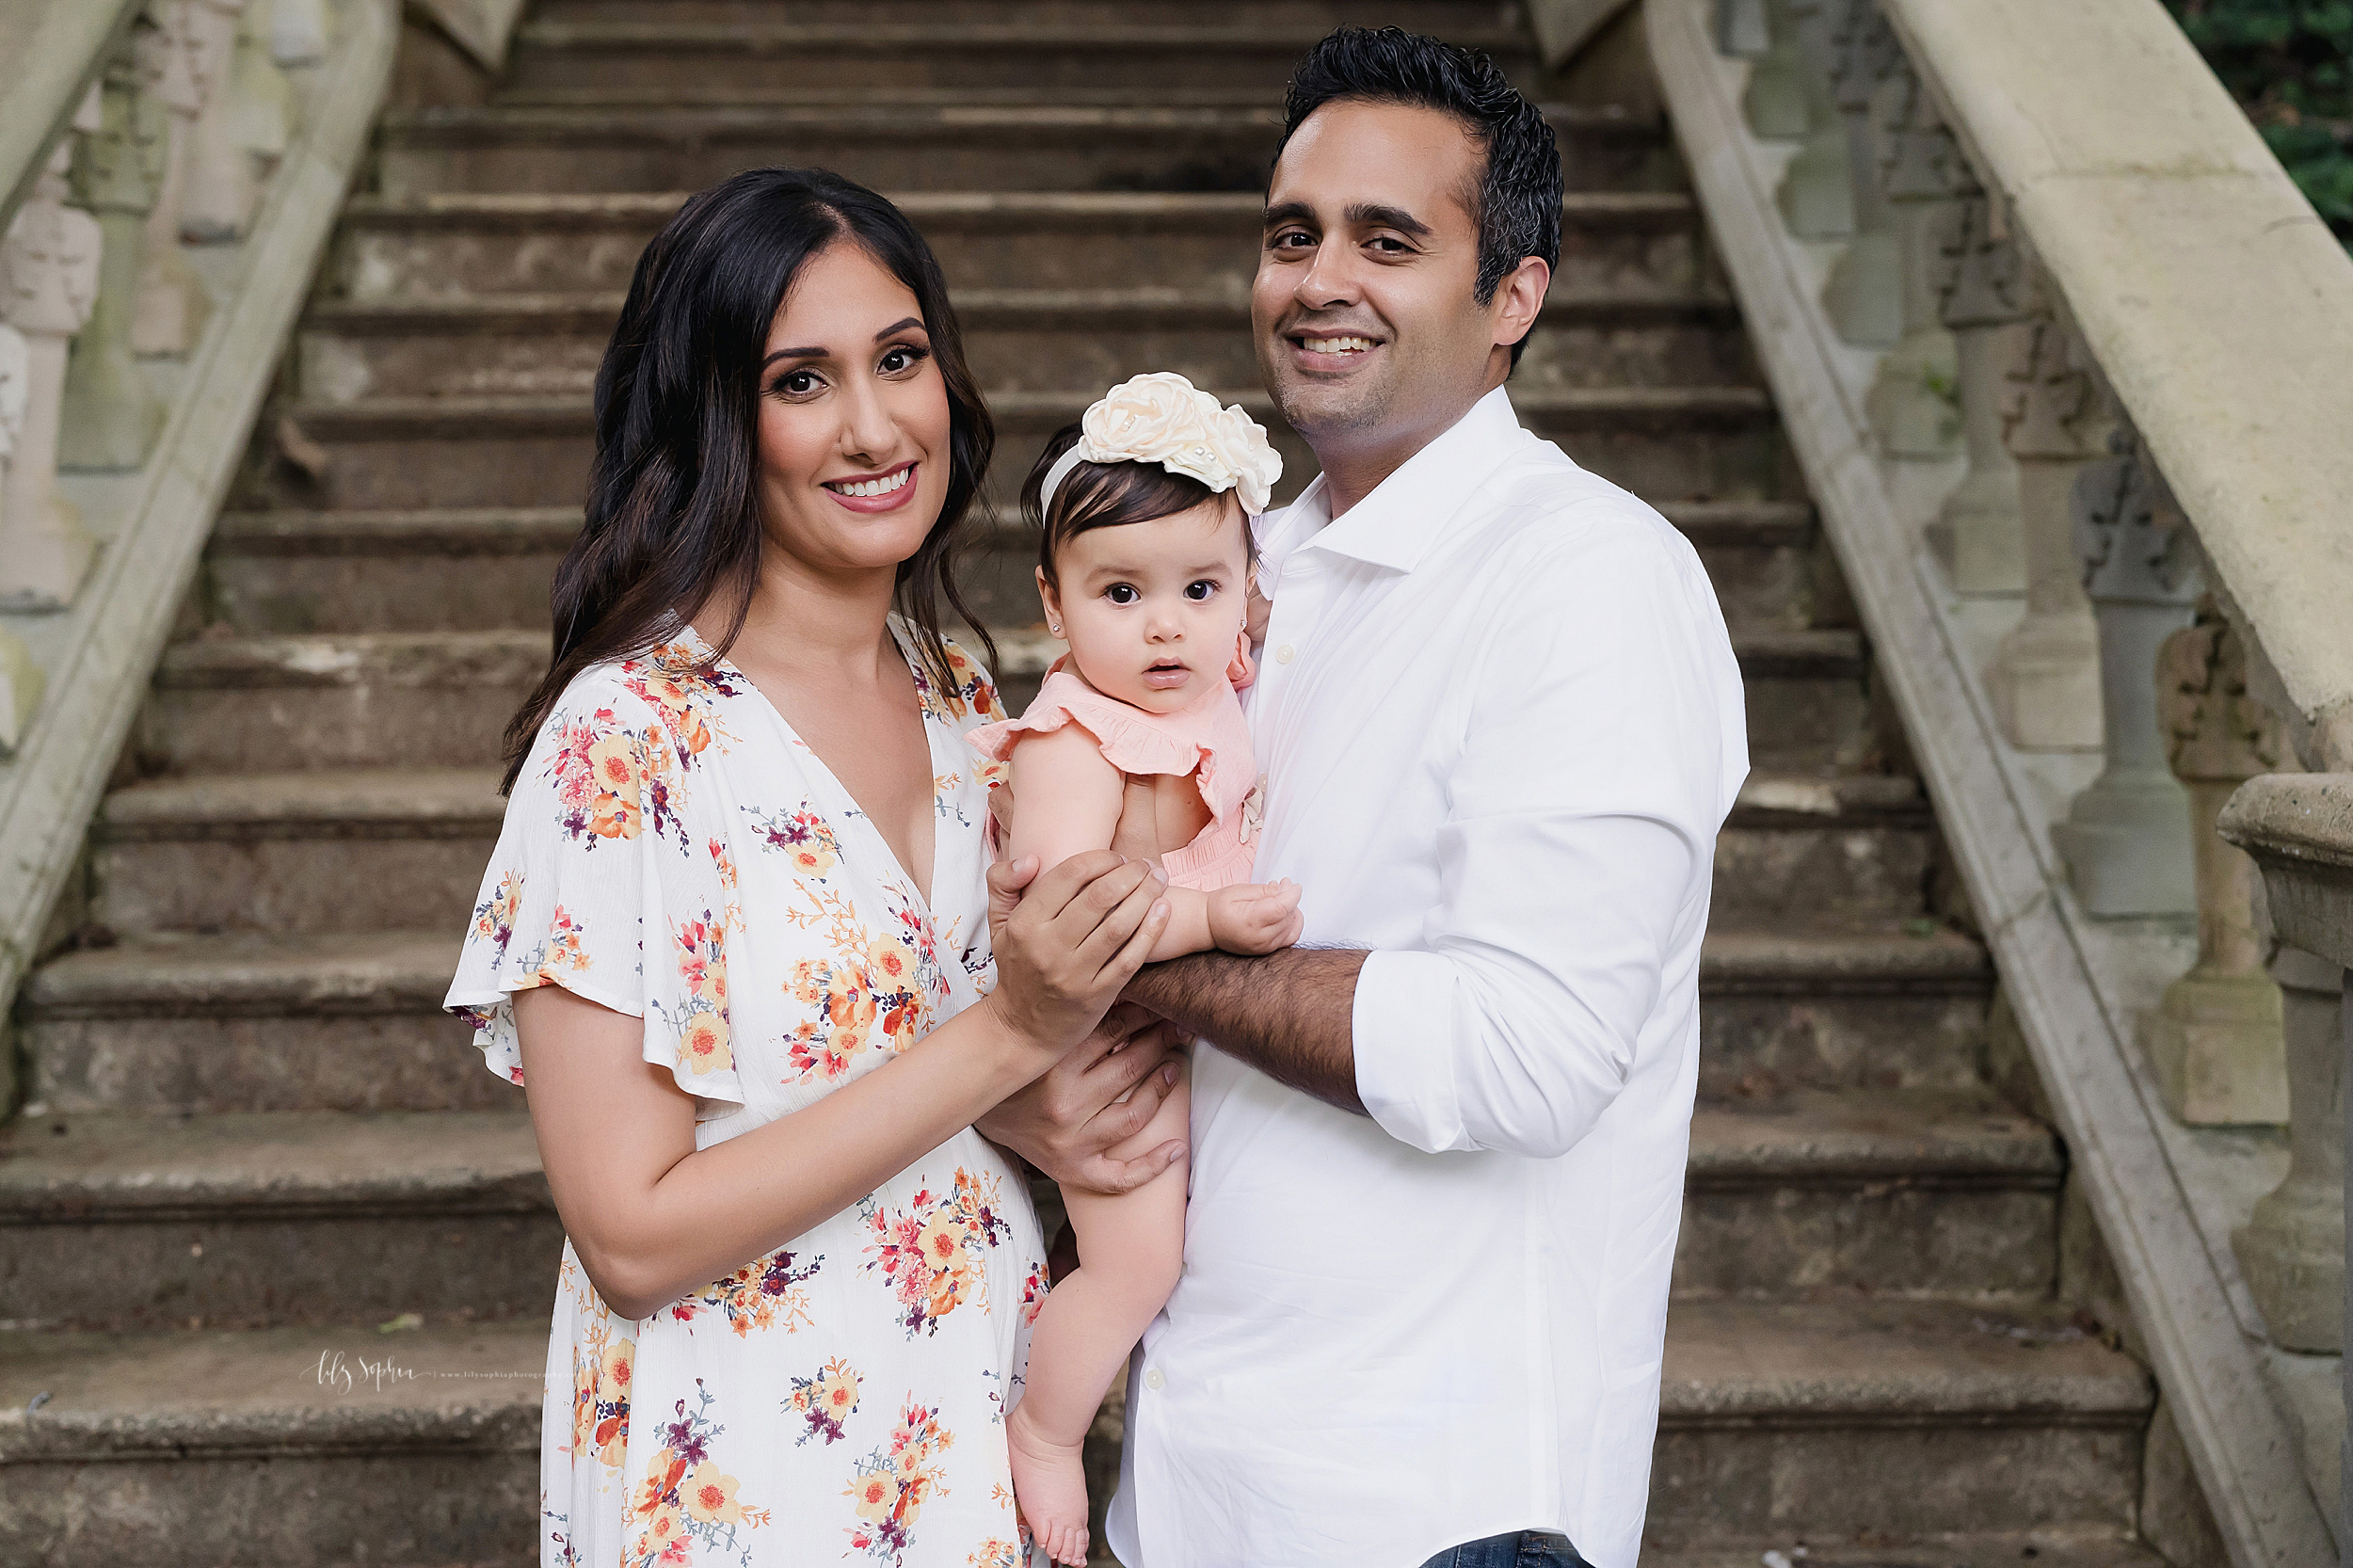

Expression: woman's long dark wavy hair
xmin=499 ymin=168 xmax=998 ymax=794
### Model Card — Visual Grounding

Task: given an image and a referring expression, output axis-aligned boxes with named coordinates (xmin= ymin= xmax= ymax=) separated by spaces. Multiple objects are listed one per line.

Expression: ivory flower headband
xmin=1039 ymin=371 xmax=1284 ymax=519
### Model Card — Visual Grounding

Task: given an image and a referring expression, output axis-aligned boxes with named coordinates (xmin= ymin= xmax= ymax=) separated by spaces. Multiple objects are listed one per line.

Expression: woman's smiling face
xmin=754 ymin=239 xmax=952 ymax=579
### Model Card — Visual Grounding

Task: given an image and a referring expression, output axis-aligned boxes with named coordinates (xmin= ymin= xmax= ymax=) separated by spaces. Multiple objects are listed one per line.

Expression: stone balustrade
xmin=0 ymin=0 xmax=327 ymax=744
xmin=0 ymin=0 xmax=395 ymax=1063
xmin=1649 ymin=0 xmax=2353 ymax=1558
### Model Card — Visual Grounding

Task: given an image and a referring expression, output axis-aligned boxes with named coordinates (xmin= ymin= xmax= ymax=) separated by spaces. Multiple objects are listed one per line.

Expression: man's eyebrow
xmin=1345 ymin=201 xmax=1433 ymax=238
xmin=1263 ymin=200 xmax=1317 ymax=230
xmin=762 ymin=317 xmax=926 ymax=368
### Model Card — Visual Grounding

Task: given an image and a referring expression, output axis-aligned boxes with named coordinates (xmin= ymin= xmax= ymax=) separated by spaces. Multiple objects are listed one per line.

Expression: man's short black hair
xmin=1274 ymin=26 xmax=1562 ymax=367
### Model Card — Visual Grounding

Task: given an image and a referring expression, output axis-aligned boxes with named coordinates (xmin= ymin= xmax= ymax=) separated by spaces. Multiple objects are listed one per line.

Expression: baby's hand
xmin=1207 ymin=879 xmax=1304 ymax=955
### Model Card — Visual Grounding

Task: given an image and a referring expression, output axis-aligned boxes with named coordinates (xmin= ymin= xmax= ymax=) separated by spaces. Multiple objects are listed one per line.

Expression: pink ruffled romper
xmin=968 ymin=662 xmax=1260 ymax=891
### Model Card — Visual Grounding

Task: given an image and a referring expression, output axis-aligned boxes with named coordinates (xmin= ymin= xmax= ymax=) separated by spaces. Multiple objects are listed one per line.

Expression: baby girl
xmin=970 ymin=373 xmax=1303 ymax=1564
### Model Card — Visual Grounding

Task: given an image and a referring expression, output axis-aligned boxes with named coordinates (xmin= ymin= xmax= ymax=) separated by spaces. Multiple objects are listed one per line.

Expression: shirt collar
xmin=1276 ymin=385 xmax=1535 ymax=575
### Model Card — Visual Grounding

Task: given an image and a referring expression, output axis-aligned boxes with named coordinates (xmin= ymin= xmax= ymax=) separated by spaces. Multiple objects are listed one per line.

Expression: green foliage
xmin=2167 ymin=0 xmax=2353 ymax=246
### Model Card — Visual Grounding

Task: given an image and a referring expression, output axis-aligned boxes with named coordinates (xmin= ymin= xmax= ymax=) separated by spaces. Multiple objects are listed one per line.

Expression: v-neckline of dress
xmin=700 ymin=621 xmax=947 ymax=920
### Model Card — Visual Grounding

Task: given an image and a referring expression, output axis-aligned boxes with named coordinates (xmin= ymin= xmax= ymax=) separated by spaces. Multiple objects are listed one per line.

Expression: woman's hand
xmin=976 ymin=1002 xmax=1190 ymax=1192
xmin=984 ymin=850 xmax=1170 ymax=1059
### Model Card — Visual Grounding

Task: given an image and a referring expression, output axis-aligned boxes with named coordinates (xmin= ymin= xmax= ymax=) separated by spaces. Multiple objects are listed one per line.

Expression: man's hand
xmin=975 ymin=999 xmax=1188 ymax=1192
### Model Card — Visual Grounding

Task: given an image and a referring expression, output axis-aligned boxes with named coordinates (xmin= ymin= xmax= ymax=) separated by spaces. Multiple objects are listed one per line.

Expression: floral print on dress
xmin=651 ymin=911 xmax=736 ymax=1080
xmin=745 ymin=802 xmax=841 ymax=877
xmin=863 ymin=1170 xmax=1014 ymax=1339
xmin=670 ymin=1246 xmax=823 ymax=1338
xmin=1017 ymin=1261 xmax=1049 ymax=1327
xmin=444 ymin=625 xmax=1042 ymax=1568
xmin=570 ymin=1320 xmax=633 ymax=1472
xmin=845 ymin=1400 xmax=956 ymax=1564
xmin=627 ymin=1381 xmax=770 ymax=1568
xmin=965 ymin=1541 xmax=1023 ymax=1568
xmin=912 ymin=641 xmax=1002 ymax=726
xmin=786 ymin=1356 xmax=865 ymax=1446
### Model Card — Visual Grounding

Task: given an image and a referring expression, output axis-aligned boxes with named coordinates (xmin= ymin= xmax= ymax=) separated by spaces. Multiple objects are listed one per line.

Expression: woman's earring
xmin=1048 ymin=621 xmax=1062 ymax=636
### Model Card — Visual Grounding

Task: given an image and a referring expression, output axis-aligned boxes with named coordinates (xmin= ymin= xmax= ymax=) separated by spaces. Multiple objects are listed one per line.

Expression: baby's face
xmin=1039 ymin=495 xmax=1251 ymax=715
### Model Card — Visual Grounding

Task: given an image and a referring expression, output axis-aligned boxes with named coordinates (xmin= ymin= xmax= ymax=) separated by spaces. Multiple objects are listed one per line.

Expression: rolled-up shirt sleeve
xmin=1352 ymin=514 xmax=1745 ymax=1157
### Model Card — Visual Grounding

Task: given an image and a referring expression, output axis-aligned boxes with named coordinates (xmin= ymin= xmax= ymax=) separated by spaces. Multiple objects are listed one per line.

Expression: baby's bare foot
xmin=1008 ymin=1402 xmax=1091 ymax=1567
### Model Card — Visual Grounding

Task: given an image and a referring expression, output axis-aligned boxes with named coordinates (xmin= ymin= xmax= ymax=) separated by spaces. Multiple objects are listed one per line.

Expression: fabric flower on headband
xmin=1041 ymin=372 xmax=1284 ymax=518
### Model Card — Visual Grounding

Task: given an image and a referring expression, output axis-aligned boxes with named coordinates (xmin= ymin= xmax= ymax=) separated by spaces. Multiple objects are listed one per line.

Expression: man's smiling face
xmin=1253 ymin=98 xmax=1512 ymax=467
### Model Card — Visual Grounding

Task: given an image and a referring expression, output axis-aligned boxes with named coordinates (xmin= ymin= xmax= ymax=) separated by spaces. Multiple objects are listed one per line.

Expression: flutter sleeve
xmin=442 ymin=669 xmax=746 ymax=1115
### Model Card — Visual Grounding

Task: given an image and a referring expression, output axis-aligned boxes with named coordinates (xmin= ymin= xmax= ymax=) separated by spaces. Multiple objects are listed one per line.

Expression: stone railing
xmin=0 ymin=0 xmax=394 ymax=1070
xmin=1645 ymin=0 xmax=2353 ymax=1562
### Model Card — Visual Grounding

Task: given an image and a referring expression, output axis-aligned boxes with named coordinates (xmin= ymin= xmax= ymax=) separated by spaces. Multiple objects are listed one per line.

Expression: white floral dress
xmin=445 ymin=622 xmax=1046 ymax=1568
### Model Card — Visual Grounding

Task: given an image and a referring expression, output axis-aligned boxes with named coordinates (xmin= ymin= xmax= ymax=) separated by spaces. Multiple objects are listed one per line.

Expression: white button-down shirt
xmin=1106 ymin=387 xmax=1748 ymax=1568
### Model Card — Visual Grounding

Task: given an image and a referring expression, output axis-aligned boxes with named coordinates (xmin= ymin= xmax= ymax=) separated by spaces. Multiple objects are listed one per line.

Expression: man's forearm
xmin=1123 ymin=947 xmax=1369 ymax=1113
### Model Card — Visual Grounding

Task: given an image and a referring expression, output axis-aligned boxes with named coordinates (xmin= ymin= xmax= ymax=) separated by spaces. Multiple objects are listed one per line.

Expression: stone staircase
xmin=0 ymin=2 xmax=2168 ymax=1564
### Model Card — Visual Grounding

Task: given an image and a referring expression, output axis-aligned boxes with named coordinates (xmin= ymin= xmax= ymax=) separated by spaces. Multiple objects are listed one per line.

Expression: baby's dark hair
xmin=1023 ymin=423 xmax=1258 ymax=586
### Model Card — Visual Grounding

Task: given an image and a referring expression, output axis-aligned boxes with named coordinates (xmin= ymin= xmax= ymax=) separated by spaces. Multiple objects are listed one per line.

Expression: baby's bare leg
xmin=1008 ymin=1071 xmax=1190 ymax=1566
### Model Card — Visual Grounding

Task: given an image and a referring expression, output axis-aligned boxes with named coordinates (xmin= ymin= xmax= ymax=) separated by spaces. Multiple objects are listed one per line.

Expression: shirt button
xmin=1144 ymin=1368 xmax=1166 ymax=1391
xmin=1275 ymin=645 xmax=1295 ymax=664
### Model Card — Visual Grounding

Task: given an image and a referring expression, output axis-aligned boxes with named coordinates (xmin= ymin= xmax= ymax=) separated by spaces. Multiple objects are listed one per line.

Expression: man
xmin=986 ymin=27 xmax=1747 ymax=1568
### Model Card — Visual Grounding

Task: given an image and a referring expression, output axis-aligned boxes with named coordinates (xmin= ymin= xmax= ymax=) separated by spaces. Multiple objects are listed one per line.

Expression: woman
xmin=444 ymin=168 xmax=1177 ymax=1568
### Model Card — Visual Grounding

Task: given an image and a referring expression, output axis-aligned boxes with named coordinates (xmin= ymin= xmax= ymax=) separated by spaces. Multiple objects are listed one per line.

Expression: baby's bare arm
xmin=1004 ymin=725 xmax=1128 ymax=872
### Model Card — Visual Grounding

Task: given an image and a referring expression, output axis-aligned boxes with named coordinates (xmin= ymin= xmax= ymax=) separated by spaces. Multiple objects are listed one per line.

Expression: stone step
xmin=23 ymin=920 xmax=1985 ymax=1118
xmin=0 ymin=1110 xmax=557 ymax=1332
xmin=296 ymin=287 xmax=1753 ymax=403
xmin=140 ymin=632 xmax=541 ymax=773
xmin=201 ymin=498 xmax=1816 ymax=636
xmin=1648 ymin=1299 xmax=2149 ymax=1546
xmin=1707 ymin=768 xmax=1934 ymax=927
xmin=376 ymin=103 xmax=1675 ymax=199
xmin=0 ymin=1316 xmax=544 ymax=1565
xmin=89 ymin=768 xmax=514 ymax=937
xmin=1676 ymin=1088 xmax=2057 ymax=1300
xmin=1651 ymin=1538 xmax=2163 ymax=1568
xmin=526 ymin=1 xmax=1529 ymax=33
xmin=498 ymin=17 xmax=1539 ymax=97
xmin=0 ymin=1299 xmax=2149 ymax=1563
xmin=241 ymin=387 xmax=1788 ymax=520
xmin=87 ymin=760 xmax=1906 ymax=942
xmin=331 ymin=189 xmax=1703 ymax=300
xmin=1696 ymin=926 xmax=1991 ymax=1098
xmin=205 ymin=507 xmax=577 ymax=634
xmin=130 ymin=612 xmax=1851 ymax=777
xmin=0 ymin=1081 xmax=2049 ymax=1335
xmin=21 ymin=932 xmax=495 ymax=1117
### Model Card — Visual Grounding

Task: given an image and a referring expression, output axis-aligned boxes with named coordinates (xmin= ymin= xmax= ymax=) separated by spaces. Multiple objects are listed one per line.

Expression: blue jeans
xmin=1417 ymin=1530 xmax=1593 ymax=1568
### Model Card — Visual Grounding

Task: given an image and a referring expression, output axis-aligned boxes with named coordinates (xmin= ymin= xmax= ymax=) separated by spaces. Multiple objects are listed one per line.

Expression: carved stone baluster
xmin=1770 ymin=0 xmax=1853 ymax=237
xmin=181 ymin=0 xmax=255 ymax=244
xmin=1741 ymin=0 xmax=1809 ymax=137
xmin=1985 ymin=278 xmax=2105 ymax=750
xmin=229 ymin=0 xmax=294 ymax=177
xmin=2233 ymin=944 xmax=2345 ymax=1350
xmin=1718 ymin=0 xmax=1770 ymax=56
xmin=0 ymin=628 xmax=42 ymax=757
xmin=59 ymin=49 xmax=169 ymax=472
xmin=1926 ymin=195 xmax=2026 ymax=592
xmin=2 ymin=140 xmax=105 ymax=605
xmin=0 ymin=326 xmax=41 ymax=750
xmin=1820 ymin=0 xmax=1901 ymax=346
xmin=1862 ymin=61 xmax=1961 ymax=457
xmin=2137 ymin=600 xmax=2289 ymax=1120
xmin=268 ymin=0 xmax=329 ymax=65
xmin=131 ymin=0 xmax=229 ymax=357
xmin=2054 ymin=427 xmax=2201 ymax=915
